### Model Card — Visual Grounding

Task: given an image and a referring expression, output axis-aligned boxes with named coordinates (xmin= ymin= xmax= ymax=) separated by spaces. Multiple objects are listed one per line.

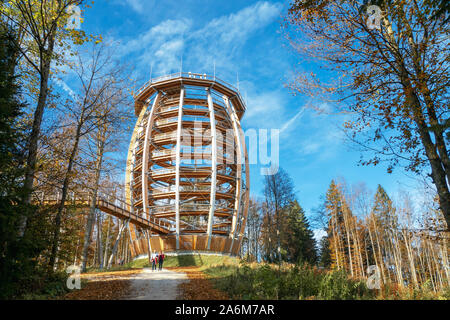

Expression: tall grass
xmin=204 ymin=262 xmax=449 ymax=300
xmin=204 ymin=263 xmax=374 ymax=300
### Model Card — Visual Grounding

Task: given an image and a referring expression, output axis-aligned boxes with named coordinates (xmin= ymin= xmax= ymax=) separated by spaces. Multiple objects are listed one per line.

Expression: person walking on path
xmin=151 ymin=251 xmax=158 ymax=271
xmin=158 ymin=251 xmax=165 ymax=271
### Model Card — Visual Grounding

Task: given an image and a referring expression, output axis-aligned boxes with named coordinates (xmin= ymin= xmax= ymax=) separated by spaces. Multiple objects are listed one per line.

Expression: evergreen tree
xmin=372 ymin=184 xmax=398 ymax=229
xmin=284 ymin=200 xmax=317 ymax=264
xmin=324 ymin=180 xmax=347 ymax=270
xmin=0 ymin=22 xmax=50 ymax=299
xmin=324 ymin=180 xmax=365 ymax=276
xmin=0 ymin=22 xmax=29 ymax=298
xmin=318 ymin=234 xmax=331 ymax=268
xmin=263 ymin=167 xmax=295 ymax=265
xmin=370 ymin=184 xmax=401 ymax=283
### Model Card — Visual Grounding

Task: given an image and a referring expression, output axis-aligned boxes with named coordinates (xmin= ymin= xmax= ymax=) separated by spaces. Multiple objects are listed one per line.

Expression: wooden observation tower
xmin=125 ymin=72 xmax=250 ymax=257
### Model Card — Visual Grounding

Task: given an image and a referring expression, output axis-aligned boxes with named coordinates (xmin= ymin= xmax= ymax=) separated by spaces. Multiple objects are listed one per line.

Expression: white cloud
xmin=242 ymin=90 xmax=286 ymax=129
xmin=280 ymin=106 xmax=306 ymax=134
xmin=114 ymin=2 xmax=282 ymax=78
xmin=124 ymin=0 xmax=147 ymax=12
xmin=153 ymin=38 xmax=185 ymax=73
xmin=289 ymin=108 xmax=347 ymax=161
xmin=196 ymin=1 xmax=282 ymax=46
xmin=121 ymin=19 xmax=191 ymax=56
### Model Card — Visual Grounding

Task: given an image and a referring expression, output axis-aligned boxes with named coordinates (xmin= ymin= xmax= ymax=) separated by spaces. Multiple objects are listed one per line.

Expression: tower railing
xmin=135 ymin=72 xmax=246 ymax=110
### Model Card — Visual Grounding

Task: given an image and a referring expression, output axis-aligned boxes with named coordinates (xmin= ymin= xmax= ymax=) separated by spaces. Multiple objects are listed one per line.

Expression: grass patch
xmin=84 ymin=264 xmax=142 ymax=274
xmin=130 ymin=254 xmax=239 ymax=269
xmin=202 ymin=262 xmax=449 ymax=300
xmin=203 ymin=263 xmax=376 ymax=300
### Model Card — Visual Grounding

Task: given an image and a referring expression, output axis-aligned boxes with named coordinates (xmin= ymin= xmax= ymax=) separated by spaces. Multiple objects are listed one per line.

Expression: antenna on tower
xmin=236 ymin=72 xmax=240 ymax=91
xmin=150 ymin=64 xmax=153 ymax=82
xmin=180 ymin=55 xmax=183 ymax=75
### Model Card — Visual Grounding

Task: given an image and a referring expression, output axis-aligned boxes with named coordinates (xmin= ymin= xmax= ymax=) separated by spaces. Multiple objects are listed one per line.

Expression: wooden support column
xmin=125 ymin=97 xmax=151 ymax=255
xmin=125 ymin=103 xmax=149 ymax=209
xmin=223 ymin=96 xmax=243 ymax=253
xmin=142 ymin=92 xmax=161 ymax=219
xmin=175 ymin=87 xmax=185 ymax=249
xmin=206 ymin=88 xmax=218 ymax=249
xmin=145 ymin=230 xmax=152 ymax=266
xmin=237 ymin=119 xmax=250 ymax=255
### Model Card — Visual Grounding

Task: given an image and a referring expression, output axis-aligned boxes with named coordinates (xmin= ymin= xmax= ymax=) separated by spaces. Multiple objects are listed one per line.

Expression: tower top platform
xmin=133 ymin=72 xmax=246 ymax=118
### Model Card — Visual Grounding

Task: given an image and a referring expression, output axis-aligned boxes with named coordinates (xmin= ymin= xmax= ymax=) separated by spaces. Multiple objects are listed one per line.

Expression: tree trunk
xmin=18 ymin=37 xmax=56 ymax=237
xmin=342 ymin=206 xmax=354 ymax=276
xmin=48 ymin=117 xmax=84 ymax=271
xmin=276 ymin=208 xmax=282 ymax=268
xmin=103 ymin=216 xmax=111 ymax=267
xmin=382 ymin=15 xmax=450 ymax=231
xmin=81 ymin=138 xmax=105 ymax=272
xmin=97 ymin=212 xmax=104 ymax=269
xmin=392 ymin=31 xmax=450 ymax=230
xmin=107 ymin=222 xmax=126 ymax=269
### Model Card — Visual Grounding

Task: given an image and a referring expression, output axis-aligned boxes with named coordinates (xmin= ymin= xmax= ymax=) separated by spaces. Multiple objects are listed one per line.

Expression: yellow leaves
xmin=175 ymin=267 xmax=229 ymax=300
xmin=64 ymin=278 xmax=132 ymax=300
xmin=93 ymin=34 xmax=103 ymax=44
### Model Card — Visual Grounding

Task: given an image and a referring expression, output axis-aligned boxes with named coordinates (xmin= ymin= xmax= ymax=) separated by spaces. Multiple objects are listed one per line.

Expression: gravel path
xmin=126 ymin=268 xmax=189 ymax=300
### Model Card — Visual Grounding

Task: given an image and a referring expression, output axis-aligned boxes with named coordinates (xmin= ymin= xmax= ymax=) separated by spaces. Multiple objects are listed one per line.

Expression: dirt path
xmin=125 ymin=268 xmax=189 ymax=300
xmin=64 ymin=268 xmax=188 ymax=300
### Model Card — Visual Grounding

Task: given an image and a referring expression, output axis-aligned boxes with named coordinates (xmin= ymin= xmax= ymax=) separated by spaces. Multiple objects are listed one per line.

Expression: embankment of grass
xmin=130 ymin=254 xmax=239 ymax=269
xmin=84 ymin=264 xmax=141 ymax=274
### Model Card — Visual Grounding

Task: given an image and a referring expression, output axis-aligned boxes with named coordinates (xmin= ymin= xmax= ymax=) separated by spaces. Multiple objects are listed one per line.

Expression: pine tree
xmin=0 ymin=22 xmax=35 ymax=298
xmin=284 ymin=200 xmax=317 ymax=264
xmin=325 ymin=180 xmax=347 ymax=270
xmin=324 ymin=180 xmax=362 ymax=276
xmin=263 ymin=167 xmax=295 ymax=266
xmin=372 ymin=185 xmax=398 ymax=229
xmin=371 ymin=185 xmax=403 ymax=285
xmin=319 ymin=235 xmax=331 ymax=268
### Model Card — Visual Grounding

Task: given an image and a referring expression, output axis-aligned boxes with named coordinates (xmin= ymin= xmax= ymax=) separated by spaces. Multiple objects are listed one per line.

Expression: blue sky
xmin=75 ymin=0 xmax=421 ymax=230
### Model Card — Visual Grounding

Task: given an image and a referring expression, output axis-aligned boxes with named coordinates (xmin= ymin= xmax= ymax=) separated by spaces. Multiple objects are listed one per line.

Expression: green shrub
xmin=317 ymin=270 xmax=372 ymax=300
xmin=205 ymin=263 xmax=377 ymax=300
xmin=19 ymin=271 xmax=70 ymax=300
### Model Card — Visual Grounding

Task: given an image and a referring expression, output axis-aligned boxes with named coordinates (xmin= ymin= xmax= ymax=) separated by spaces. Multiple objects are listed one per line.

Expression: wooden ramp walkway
xmin=37 ymin=193 xmax=171 ymax=234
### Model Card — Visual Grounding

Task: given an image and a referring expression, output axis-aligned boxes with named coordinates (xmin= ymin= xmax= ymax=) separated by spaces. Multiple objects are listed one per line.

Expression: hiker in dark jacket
xmin=151 ymin=251 xmax=158 ymax=271
xmin=158 ymin=251 xmax=165 ymax=271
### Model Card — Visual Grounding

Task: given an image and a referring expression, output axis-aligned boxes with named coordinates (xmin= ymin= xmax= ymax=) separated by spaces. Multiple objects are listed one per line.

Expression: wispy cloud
xmin=280 ymin=106 xmax=306 ymax=134
xmin=195 ymin=2 xmax=282 ymax=46
xmin=124 ymin=0 xmax=149 ymax=12
xmin=54 ymin=77 xmax=77 ymax=100
xmin=242 ymin=89 xmax=286 ymax=129
xmin=287 ymin=107 xmax=347 ymax=161
xmin=114 ymin=1 xmax=282 ymax=78
xmin=116 ymin=18 xmax=191 ymax=74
